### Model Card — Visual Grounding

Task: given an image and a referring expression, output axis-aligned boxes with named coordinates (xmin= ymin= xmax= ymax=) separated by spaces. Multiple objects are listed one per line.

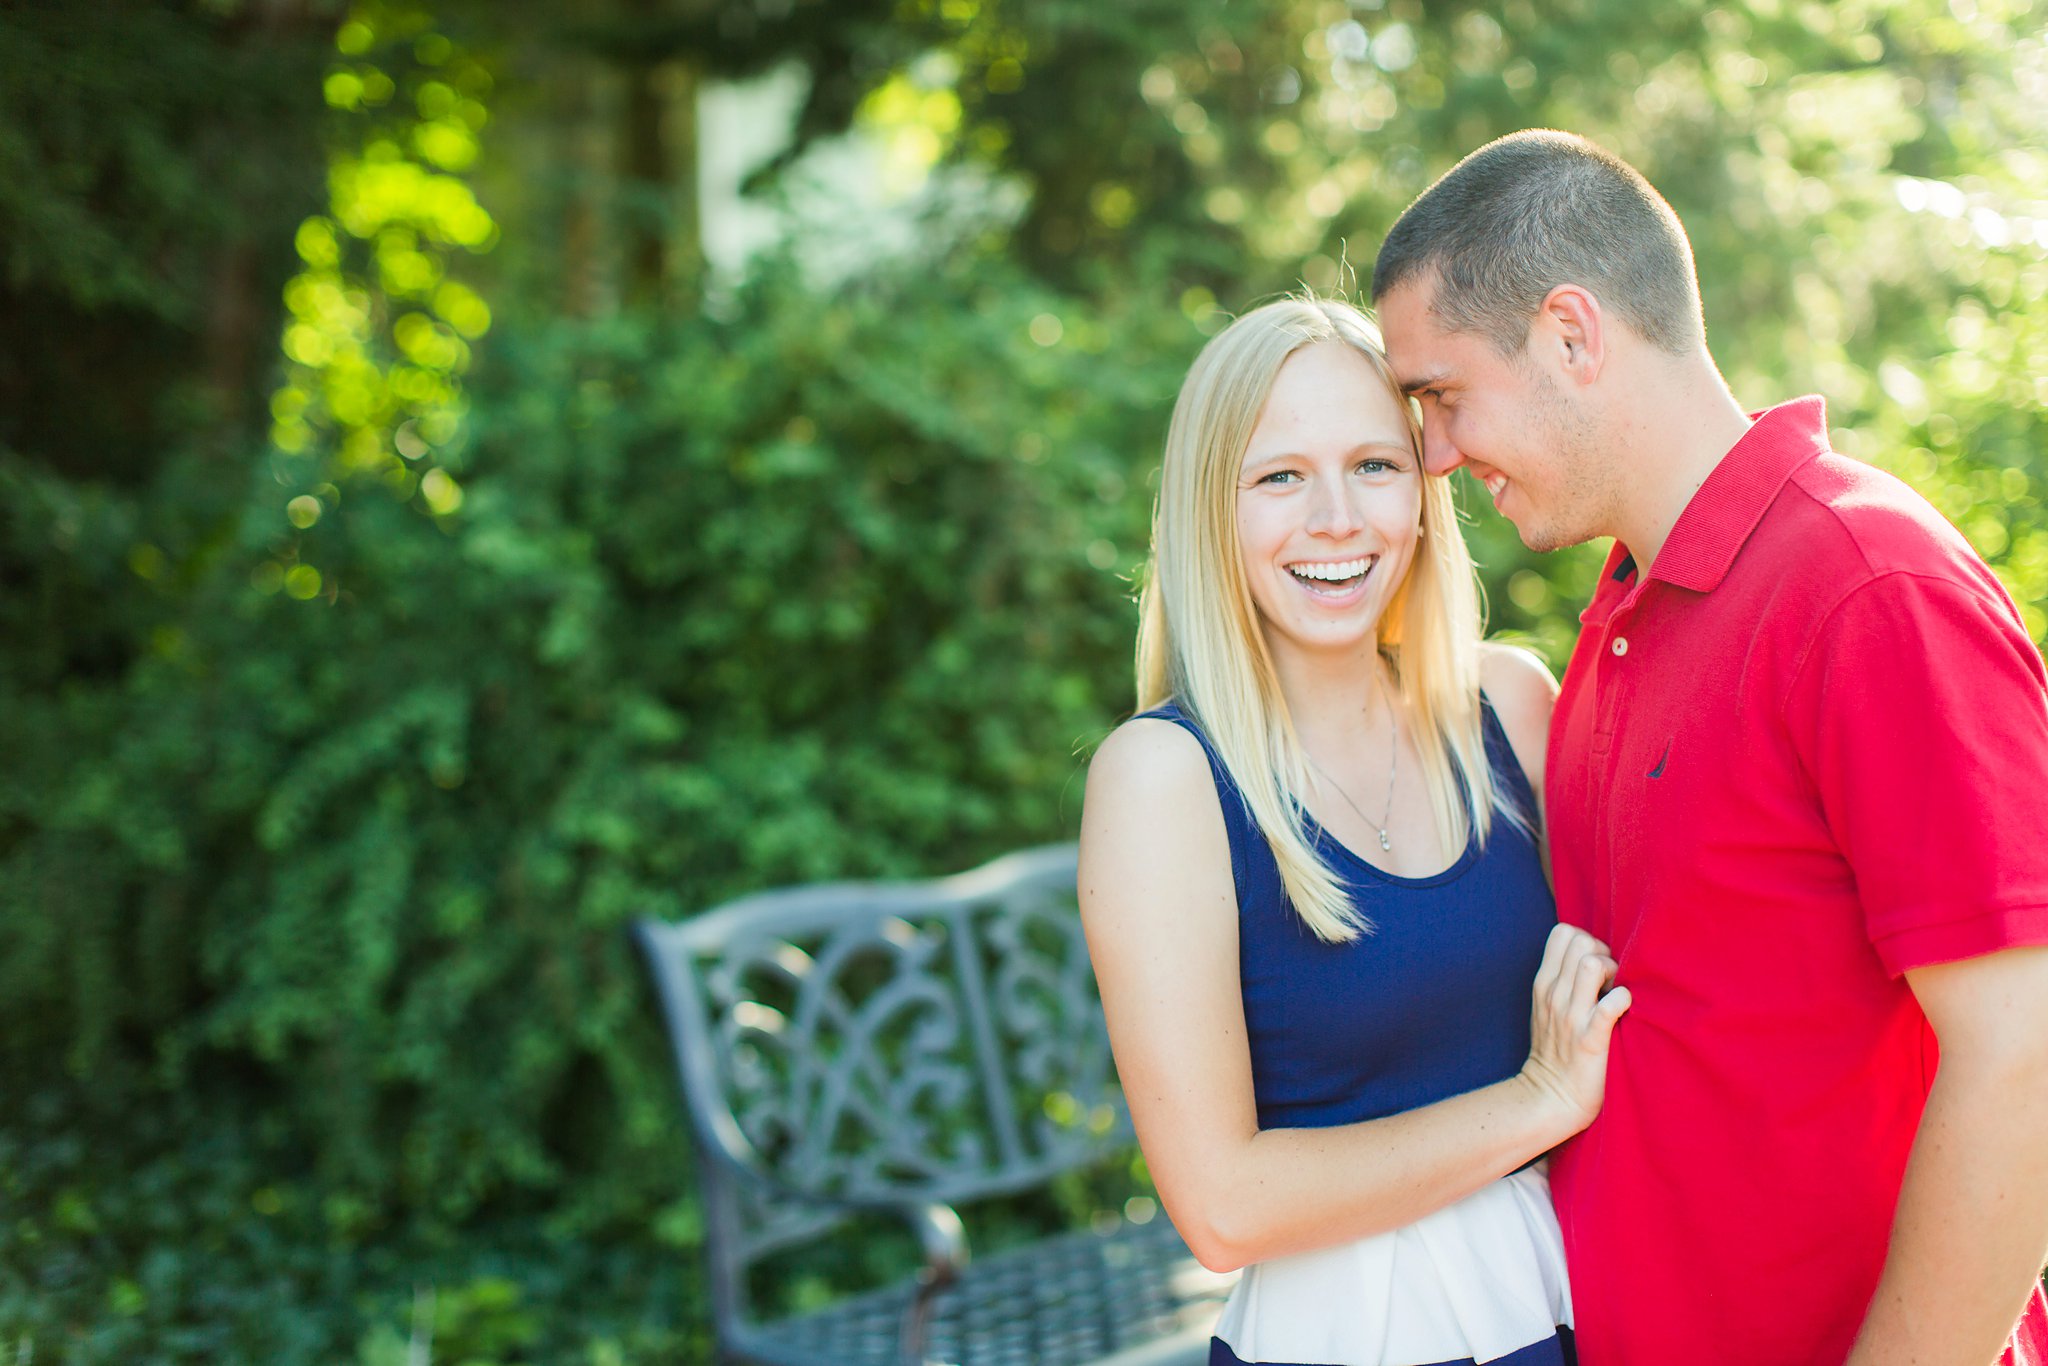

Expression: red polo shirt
xmin=1547 ymin=396 xmax=2048 ymax=1365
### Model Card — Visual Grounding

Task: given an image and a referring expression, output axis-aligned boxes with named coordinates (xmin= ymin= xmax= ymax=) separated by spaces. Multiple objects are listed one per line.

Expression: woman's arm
xmin=1078 ymin=717 xmax=1624 ymax=1274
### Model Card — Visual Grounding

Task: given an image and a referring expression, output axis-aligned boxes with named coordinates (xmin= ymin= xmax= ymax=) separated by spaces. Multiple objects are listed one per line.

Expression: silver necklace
xmin=1309 ymin=699 xmax=1399 ymax=853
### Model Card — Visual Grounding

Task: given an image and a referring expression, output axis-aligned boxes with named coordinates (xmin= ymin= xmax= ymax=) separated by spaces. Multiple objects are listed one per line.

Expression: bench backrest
xmin=634 ymin=844 xmax=1123 ymax=1320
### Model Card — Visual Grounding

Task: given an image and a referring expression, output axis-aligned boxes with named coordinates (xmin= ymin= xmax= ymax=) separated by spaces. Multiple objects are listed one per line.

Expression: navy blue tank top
xmin=1140 ymin=698 xmax=1556 ymax=1130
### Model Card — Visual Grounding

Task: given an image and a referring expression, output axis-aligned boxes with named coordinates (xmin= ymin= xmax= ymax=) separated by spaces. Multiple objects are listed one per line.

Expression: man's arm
xmin=1845 ymin=943 xmax=2048 ymax=1366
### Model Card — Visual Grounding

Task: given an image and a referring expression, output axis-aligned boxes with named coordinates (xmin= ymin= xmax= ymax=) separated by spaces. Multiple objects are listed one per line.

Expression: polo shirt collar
xmin=1641 ymin=395 xmax=1830 ymax=594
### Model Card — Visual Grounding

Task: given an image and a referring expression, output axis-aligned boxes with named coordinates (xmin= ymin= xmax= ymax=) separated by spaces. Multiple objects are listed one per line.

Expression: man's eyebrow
xmin=1398 ymin=368 xmax=1453 ymax=396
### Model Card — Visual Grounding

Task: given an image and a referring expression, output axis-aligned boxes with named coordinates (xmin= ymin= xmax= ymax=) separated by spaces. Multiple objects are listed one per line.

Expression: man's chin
xmin=1511 ymin=515 xmax=1589 ymax=555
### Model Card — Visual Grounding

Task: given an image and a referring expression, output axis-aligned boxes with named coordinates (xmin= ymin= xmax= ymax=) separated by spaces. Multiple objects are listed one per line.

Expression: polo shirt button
xmin=1612 ymin=636 xmax=1630 ymax=656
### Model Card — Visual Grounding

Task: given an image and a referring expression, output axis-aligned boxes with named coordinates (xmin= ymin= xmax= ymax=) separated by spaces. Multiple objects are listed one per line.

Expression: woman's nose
xmin=1306 ymin=478 xmax=1366 ymax=536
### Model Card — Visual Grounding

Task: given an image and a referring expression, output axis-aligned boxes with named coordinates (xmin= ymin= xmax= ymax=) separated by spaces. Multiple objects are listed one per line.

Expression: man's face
xmin=1376 ymin=279 xmax=1610 ymax=552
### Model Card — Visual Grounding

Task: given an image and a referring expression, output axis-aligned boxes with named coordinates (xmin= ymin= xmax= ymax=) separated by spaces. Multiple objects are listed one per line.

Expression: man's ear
xmin=1532 ymin=284 xmax=1606 ymax=386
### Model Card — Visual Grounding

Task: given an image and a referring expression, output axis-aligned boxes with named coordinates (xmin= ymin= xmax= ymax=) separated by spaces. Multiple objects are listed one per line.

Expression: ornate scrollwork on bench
xmin=635 ymin=843 xmax=1232 ymax=1366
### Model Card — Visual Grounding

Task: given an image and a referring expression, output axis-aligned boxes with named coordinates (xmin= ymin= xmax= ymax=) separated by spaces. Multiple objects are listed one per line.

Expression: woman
xmin=1078 ymin=296 xmax=1629 ymax=1366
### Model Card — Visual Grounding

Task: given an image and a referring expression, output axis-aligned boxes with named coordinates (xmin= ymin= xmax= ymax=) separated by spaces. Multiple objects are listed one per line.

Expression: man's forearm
xmin=1844 ymin=1046 xmax=2048 ymax=1366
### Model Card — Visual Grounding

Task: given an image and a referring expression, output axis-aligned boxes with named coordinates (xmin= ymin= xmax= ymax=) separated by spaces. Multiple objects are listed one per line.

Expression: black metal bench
xmin=634 ymin=843 xmax=1233 ymax=1366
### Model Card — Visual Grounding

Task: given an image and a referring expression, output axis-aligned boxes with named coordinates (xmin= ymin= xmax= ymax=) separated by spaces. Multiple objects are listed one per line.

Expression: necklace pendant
xmin=1378 ymin=830 xmax=1392 ymax=852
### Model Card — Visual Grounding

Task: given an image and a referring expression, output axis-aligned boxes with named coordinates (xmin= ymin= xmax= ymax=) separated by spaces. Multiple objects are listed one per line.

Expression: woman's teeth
xmin=1288 ymin=556 xmax=1373 ymax=589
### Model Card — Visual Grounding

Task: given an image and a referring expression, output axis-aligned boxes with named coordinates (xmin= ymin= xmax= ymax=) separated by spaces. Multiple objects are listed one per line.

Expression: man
xmin=1372 ymin=129 xmax=2048 ymax=1366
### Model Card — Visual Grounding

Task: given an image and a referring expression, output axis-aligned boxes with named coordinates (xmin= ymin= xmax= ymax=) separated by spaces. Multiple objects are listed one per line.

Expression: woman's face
xmin=1235 ymin=341 xmax=1423 ymax=668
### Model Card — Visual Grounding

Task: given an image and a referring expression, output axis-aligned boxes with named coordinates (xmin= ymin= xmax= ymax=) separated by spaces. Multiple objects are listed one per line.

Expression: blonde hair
xmin=1135 ymin=296 xmax=1515 ymax=942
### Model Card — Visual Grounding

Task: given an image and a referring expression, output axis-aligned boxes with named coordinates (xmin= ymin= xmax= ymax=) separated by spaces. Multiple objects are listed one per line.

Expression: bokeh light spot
xmin=284 ymin=565 xmax=323 ymax=600
xmin=419 ymin=468 xmax=464 ymax=516
xmin=335 ymin=20 xmax=374 ymax=54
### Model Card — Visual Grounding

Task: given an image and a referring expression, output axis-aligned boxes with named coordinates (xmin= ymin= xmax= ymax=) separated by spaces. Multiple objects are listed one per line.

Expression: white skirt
xmin=1210 ymin=1165 xmax=1572 ymax=1366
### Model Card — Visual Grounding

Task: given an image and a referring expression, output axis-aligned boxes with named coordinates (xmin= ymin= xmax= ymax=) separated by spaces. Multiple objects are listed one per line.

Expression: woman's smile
xmin=1285 ymin=553 xmax=1378 ymax=602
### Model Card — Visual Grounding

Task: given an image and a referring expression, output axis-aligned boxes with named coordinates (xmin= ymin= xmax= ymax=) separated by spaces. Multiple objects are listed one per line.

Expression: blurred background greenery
xmin=2 ymin=0 xmax=2043 ymax=1360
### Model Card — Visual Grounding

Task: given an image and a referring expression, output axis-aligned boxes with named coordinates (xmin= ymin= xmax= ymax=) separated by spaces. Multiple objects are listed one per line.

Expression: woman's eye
xmin=1259 ymin=470 xmax=1300 ymax=485
xmin=1358 ymin=459 xmax=1393 ymax=474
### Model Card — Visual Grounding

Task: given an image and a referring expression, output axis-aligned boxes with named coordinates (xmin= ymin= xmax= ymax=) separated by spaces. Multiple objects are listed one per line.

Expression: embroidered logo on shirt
xmin=1648 ymin=741 xmax=1671 ymax=779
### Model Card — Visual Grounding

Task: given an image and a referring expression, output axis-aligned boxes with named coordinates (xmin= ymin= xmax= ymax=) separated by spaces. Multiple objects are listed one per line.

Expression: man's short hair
xmin=1371 ymin=130 xmax=1704 ymax=357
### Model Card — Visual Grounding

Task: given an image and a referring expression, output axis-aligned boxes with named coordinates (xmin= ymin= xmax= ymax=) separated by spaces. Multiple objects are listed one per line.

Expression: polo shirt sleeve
xmin=1783 ymin=568 xmax=2048 ymax=976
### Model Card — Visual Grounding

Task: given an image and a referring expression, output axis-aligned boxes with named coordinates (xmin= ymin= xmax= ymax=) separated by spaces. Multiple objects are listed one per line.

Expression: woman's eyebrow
xmin=1238 ymin=450 xmax=1297 ymax=475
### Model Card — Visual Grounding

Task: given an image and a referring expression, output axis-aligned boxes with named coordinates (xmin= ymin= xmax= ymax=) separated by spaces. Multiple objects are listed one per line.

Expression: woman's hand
xmin=1517 ymin=922 xmax=1631 ymax=1134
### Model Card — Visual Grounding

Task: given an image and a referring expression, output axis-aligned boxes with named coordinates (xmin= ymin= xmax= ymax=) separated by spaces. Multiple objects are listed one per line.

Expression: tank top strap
xmin=1477 ymin=692 xmax=1541 ymax=836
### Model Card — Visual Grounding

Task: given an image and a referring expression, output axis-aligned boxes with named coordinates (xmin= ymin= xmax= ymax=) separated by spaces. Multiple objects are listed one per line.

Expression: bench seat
xmin=735 ymin=1216 xmax=1229 ymax=1366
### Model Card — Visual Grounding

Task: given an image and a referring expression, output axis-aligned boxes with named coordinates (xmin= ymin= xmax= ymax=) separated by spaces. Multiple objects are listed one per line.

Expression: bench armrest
xmin=731 ymin=1183 xmax=964 ymax=1366
xmin=896 ymin=1201 xmax=966 ymax=1366
xmin=705 ymin=1144 xmax=971 ymax=1364
xmin=900 ymin=1199 xmax=969 ymax=1285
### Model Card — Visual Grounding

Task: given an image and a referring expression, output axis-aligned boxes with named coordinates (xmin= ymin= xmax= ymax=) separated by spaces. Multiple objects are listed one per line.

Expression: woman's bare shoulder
xmin=1085 ymin=713 xmax=1212 ymax=798
xmin=1079 ymin=714 xmax=1233 ymax=934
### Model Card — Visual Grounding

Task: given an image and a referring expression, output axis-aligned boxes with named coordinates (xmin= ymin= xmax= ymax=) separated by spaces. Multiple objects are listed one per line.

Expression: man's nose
xmin=1420 ymin=410 xmax=1465 ymax=477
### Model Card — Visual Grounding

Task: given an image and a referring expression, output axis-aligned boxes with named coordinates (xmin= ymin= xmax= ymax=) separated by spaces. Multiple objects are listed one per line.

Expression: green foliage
xmin=1 ymin=254 xmax=1194 ymax=1354
xmin=4 ymin=251 xmax=1191 ymax=1204
xmin=272 ymin=5 xmax=496 ymax=504
xmin=3 ymin=0 xmax=2045 ymax=1355
xmin=0 ymin=4 xmax=324 ymax=319
xmin=887 ymin=0 xmax=2048 ymax=659
xmin=0 ymin=1089 xmax=708 ymax=1363
xmin=0 ymin=3 xmax=331 ymax=485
